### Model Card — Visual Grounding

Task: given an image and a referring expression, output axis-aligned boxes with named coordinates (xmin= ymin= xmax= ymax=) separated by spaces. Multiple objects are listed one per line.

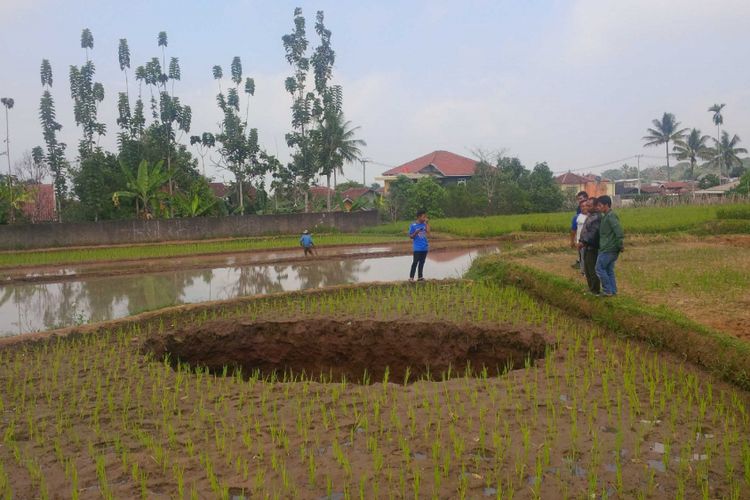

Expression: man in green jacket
xmin=594 ymin=195 xmax=624 ymax=296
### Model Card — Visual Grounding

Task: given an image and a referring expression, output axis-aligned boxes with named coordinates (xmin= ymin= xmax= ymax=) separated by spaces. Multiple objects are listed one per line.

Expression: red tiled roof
xmin=21 ymin=183 xmax=56 ymax=222
xmin=209 ymin=182 xmax=229 ymax=198
xmin=310 ymin=186 xmax=334 ymax=199
xmin=555 ymin=172 xmax=589 ymax=185
xmin=381 ymin=150 xmax=477 ymax=177
xmin=663 ymin=181 xmax=692 ymax=189
xmin=341 ymin=187 xmax=375 ymax=201
xmin=582 ymin=173 xmax=612 ymax=183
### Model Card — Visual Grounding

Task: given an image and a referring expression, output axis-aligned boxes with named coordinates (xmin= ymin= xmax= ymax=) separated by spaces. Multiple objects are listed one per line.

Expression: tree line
xmin=637 ymin=106 xmax=747 ymax=185
xmin=0 ymin=8 xmax=366 ymax=224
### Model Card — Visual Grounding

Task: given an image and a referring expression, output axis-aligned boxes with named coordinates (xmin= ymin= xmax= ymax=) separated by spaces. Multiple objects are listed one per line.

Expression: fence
xmin=0 ymin=210 xmax=380 ymax=250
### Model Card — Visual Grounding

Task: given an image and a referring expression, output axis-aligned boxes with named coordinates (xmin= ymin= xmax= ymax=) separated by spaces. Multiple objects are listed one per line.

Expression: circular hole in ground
xmin=143 ymin=319 xmax=555 ymax=383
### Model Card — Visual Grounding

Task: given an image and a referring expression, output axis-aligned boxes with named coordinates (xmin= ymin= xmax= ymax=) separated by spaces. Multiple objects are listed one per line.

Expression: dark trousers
xmin=410 ymin=251 xmax=428 ymax=279
xmin=583 ymin=247 xmax=600 ymax=293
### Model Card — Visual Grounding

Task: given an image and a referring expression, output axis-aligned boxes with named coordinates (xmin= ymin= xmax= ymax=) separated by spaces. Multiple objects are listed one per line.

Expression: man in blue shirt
xmin=408 ymin=210 xmax=430 ymax=281
xmin=300 ymin=230 xmax=315 ymax=256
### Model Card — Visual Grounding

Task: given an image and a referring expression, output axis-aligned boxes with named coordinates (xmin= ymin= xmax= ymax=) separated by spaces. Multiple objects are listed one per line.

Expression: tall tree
xmin=708 ymin=104 xmax=725 ymax=180
xmin=212 ymin=57 xmax=267 ymax=214
xmin=672 ymin=128 xmax=711 ymax=183
xmin=1 ymin=97 xmax=14 ymax=222
xmin=38 ymin=59 xmax=68 ymax=220
xmin=642 ymin=112 xmax=687 ymax=181
xmin=710 ymin=131 xmax=747 ymax=182
xmin=282 ymin=7 xmax=316 ymax=211
xmin=116 ymin=39 xmax=133 ymax=139
xmin=70 ymin=28 xmax=106 ymax=159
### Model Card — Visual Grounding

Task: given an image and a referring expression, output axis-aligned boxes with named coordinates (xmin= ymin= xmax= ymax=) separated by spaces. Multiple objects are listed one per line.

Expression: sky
xmin=1 ymin=0 xmax=749 ymax=186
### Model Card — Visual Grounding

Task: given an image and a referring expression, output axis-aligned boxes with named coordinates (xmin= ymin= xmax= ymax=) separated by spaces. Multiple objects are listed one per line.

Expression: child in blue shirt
xmin=408 ymin=210 xmax=430 ymax=281
xmin=300 ymin=230 xmax=315 ymax=256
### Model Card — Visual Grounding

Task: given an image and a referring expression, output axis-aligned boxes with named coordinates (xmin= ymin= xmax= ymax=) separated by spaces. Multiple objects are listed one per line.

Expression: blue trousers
xmin=595 ymin=251 xmax=620 ymax=295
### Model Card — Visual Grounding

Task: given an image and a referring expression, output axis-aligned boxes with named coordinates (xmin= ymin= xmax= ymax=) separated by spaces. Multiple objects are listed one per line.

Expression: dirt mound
xmin=143 ymin=319 xmax=554 ymax=383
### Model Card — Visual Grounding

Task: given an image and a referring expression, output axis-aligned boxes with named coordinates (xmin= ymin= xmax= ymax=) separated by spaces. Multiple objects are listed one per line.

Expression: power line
xmin=553 ymin=153 xmax=669 ymax=174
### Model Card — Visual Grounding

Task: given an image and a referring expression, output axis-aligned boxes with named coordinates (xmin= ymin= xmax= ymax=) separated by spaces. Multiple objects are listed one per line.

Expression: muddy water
xmin=0 ymin=247 xmax=496 ymax=337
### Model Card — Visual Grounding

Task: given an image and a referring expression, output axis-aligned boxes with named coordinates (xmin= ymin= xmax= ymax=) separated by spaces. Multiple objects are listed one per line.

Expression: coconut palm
xmin=1 ymin=97 xmax=14 ymax=222
xmin=709 ymin=131 xmax=747 ymax=182
xmin=642 ymin=112 xmax=687 ymax=181
xmin=708 ymin=103 xmax=725 ymax=179
xmin=315 ymin=111 xmax=367 ymax=210
xmin=112 ymin=160 xmax=170 ymax=219
xmin=672 ymin=129 xmax=712 ymax=183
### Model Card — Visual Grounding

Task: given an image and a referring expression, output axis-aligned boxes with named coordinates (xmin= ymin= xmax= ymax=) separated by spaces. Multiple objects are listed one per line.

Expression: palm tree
xmin=112 ymin=160 xmax=171 ymax=219
xmin=708 ymin=104 xmax=725 ymax=180
xmin=672 ymin=129 xmax=712 ymax=184
xmin=316 ymin=112 xmax=367 ymax=211
xmin=709 ymin=131 xmax=747 ymax=182
xmin=1 ymin=97 xmax=14 ymax=222
xmin=642 ymin=112 xmax=687 ymax=181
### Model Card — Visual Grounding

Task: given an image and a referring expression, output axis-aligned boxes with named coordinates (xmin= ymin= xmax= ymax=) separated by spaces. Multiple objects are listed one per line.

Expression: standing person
xmin=570 ymin=191 xmax=589 ymax=268
xmin=594 ymin=196 xmax=624 ymax=297
xmin=574 ymin=199 xmax=589 ymax=275
xmin=300 ymin=229 xmax=315 ymax=256
xmin=577 ymin=199 xmax=601 ymax=295
xmin=408 ymin=210 xmax=430 ymax=282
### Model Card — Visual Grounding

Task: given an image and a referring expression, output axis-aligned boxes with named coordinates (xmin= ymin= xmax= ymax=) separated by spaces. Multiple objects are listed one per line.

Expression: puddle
xmin=0 ymin=247 xmax=496 ymax=336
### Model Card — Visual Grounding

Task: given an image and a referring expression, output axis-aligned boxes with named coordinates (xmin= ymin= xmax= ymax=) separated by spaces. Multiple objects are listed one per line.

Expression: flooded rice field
xmin=0 ymin=247 xmax=496 ymax=336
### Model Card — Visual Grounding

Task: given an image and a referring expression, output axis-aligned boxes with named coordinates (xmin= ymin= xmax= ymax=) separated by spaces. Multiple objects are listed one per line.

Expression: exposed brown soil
xmin=2 ymin=239 xmax=498 ymax=285
xmin=143 ymin=319 xmax=554 ymax=383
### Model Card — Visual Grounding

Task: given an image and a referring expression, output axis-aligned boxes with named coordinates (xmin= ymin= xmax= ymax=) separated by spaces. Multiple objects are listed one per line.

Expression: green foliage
xmin=716 ymin=205 xmax=750 ymax=219
xmin=409 ymin=177 xmax=446 ymax=217
xmin=70 ymin=150 xmax=128 ymax=221
xmin=112 ymin=159 xmax=170 ymax=218
xmin=733 ymin=170 xmax=750 ymax=195
xmin=698 ymin=174 xmax=720 ymax=189
xmin=527 ymin=162 xmax=564 ymax=212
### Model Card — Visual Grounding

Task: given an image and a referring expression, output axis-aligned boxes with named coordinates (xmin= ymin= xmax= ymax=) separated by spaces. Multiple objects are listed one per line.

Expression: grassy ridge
xmin=467 ymin=255 xmax=750 ymax=390
xmin=0 ymin=234 xmax=401 ymax=269
xmin=366 ymin=203 xmax=750 ymax=237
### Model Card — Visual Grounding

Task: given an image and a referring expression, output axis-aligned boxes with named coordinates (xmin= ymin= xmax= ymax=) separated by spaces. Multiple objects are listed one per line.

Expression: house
xmin=340 ymin=187 xmax=379 ymax=211
xmin=694 ymin=180 xmax=740 ymax=196
xmin=309 ymin=186 xmax=335 ymax=201
xmin=637 ymin=181 xmax=697 ymax=196
xmin=21 ymin=183 xmax=56 ymax=222
xmin=555 ymin=172 xmax=615 ymax=198
xmin=376 ymin=150 xmax=478 ymax=193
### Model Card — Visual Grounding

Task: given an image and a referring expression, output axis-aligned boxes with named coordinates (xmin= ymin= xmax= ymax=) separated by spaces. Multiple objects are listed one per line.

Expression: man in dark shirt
xmin=577 ymin=198 xmax=601 ymax=295
xmin=594 ymin=196 xmax=624 ymax=297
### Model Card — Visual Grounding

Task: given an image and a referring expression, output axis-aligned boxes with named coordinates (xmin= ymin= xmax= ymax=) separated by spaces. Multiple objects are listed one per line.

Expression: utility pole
xmin=360 ymin=158 xmax=370 ymax=187
xmin=635 ymin=154 xmax=642 ymax=195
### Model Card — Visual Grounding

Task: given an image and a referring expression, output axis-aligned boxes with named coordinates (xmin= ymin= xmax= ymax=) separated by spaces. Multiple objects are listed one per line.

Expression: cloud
xmin=562 ymin=0 xmax=750 ymax=63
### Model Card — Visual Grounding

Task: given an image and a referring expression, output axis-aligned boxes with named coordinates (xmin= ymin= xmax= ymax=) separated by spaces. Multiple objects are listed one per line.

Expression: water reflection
xmin=0 ymin=247 xmax=495 ymax=337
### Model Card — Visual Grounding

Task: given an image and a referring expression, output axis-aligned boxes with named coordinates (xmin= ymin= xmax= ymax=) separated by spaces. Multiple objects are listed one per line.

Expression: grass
xmin=365 ymin=203 xmax=750 ymax=237
xmin=0 ymin=234 xmax=402 ymax=269
xmin=511 ymin=234 xmax=750 ymax=341
xmin=1 ymin=281 xmax=749 ymax=498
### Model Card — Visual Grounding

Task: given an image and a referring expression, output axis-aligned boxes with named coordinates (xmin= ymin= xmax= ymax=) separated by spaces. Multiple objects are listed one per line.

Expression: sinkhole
xmin=143 ymin=318 xmax=555 ymax=383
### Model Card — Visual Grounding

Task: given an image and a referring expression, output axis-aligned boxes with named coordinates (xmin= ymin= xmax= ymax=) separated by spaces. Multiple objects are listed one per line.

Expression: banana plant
xmin=112 ymin=159 xmax=170 ymax=219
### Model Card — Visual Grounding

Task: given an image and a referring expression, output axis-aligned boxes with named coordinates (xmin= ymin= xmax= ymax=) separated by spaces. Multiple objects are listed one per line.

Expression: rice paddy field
xmin=365 ymin=203 xmax=750 ymax=238
xmin=0 ymin=234 xmax=403 ymax=269
xmin=2 ymin=281 xmax=749 ymax=499
xmin=512 ymin=234 xmax=750 ymax=341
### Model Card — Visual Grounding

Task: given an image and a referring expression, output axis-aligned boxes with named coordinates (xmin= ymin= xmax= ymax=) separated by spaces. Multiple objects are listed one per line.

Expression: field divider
xmin=467 ymin=255 xmax=750 ymax=390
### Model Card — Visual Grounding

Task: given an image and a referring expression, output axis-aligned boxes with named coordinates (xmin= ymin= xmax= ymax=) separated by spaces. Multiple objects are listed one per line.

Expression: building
xmin=694 ymin=180 xmax=740 ymax=196
xmin=554 ymin=172 xmax=615 ymax=198
xmin=21 ymin=183 xmax=56 ymax=222
xmin=341 ymin=187 xmax=380 ymax=211
xmin=376 ymin=150 xmax=478 ymax=193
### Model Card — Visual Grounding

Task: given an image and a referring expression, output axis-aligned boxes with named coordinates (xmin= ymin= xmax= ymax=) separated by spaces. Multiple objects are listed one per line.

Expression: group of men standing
xmin=570 ymin=191 xmax=624 ymax=297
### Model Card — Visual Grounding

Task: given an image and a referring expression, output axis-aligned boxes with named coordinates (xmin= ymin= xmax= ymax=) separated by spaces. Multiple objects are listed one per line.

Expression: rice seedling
xmin=0 ymin=280 xmax=748 ymax=498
